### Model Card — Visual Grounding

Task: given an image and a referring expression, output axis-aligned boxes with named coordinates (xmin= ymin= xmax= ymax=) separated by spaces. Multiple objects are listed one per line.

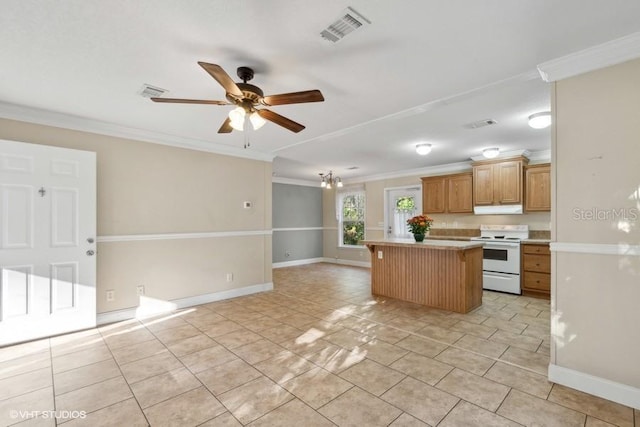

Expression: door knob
xmin=86 ymin=250 xmax=95 ymax=256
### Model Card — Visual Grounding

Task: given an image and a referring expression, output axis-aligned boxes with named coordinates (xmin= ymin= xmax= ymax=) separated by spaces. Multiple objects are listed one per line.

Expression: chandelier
xmin=319 ymin=171 xmax=343 ymax=189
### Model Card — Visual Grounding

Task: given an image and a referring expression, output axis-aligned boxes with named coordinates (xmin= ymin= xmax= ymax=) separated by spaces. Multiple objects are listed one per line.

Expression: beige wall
xmin=323 ymin=173 xmax=551 ymax=263
xmin=0 ymin=118 xmax=272 ymax=314
xmin=552 ymin=58 xmax=640 ymax=389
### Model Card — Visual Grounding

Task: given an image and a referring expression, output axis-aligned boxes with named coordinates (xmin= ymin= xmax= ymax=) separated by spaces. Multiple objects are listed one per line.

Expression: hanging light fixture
xmin=319 ymin=171 xmax=343 ymax=189
xmin=415 ymin=143 xmax=432 ymax=155
xmin=228 ymin=107 xmax=266 ymax=131
xmin=528 ymin=111 xmax=551 ymax=129
xmin=483 ymin=147 xmax=500 ymax=159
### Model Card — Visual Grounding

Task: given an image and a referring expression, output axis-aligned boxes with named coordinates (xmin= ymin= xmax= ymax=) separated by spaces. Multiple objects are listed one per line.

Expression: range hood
xmin=474 ymin=205 xmax=523 ymax=215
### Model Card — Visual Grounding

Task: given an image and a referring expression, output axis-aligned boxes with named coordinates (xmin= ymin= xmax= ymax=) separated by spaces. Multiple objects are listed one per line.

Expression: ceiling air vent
xmin=463 ymin=119 xmax=498 ymax=129
xmin=346 ymin=166 xmax=359 ymax=170
xmin=138 ymin=84 xmax=167 ymax=98
xmin=320 ymin=7 xmax=371 ymax=43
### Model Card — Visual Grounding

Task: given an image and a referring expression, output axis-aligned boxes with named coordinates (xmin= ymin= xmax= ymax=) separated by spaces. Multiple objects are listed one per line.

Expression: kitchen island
xmin=362 ymin=239 xmax=484 ymax=313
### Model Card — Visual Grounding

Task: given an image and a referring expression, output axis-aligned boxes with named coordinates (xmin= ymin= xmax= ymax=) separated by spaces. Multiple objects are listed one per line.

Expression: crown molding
xmin=527 ymin=149 xmax=551 ymax=163
xmin=272 ymin=176 xmax=319 ymax=187
xmin=537 ymin=31 xmax=640 ymax=82
xmin=0 ymin=101 xmax=275 ymax=162
xmin=349 ymin=161 xmax=473 ymax=185
xmin=470 ymin=149 xmax=532 ymax=162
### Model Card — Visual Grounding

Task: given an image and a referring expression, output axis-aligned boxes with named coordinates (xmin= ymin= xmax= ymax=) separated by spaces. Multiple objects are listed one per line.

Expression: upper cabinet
xmin=525 ymin=163 xmax=551 ymax=212
xmin=421 ymin=172 xmax=473 ymax=214
xmin=471 ymin=156 xmax=528 ymax=206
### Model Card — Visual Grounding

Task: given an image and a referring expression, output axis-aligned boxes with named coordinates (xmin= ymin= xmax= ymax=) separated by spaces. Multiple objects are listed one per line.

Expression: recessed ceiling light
xmin=483 ymin=147 xmax=500 ymax=159
xmin=528 ymin=112 xmax=551 ymax=129
xmin=416 ymin=143 xmax=432 ymax=155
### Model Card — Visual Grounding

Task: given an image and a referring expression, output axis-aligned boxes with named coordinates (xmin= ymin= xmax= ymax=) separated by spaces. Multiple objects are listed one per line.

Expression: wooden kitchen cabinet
xmin=421 ymin=172 xmax=473 ymax=214
xmin=525 ymin=164 xmax=551 ymax=212
xmin=447 ymin=173 xmax=473 ymax=212
xmin=521 ymin=243 xmax=550 ymax=299
xmin=472 ymin=156 xmax=527 ymax=206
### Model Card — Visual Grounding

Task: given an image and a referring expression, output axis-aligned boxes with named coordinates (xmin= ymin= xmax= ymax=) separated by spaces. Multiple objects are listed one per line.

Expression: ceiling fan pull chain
xmin=244 ymin=133 xmax=251 ymax=149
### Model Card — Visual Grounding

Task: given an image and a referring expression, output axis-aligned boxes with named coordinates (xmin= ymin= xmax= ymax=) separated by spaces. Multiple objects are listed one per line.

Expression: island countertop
xmin=362 ymin=238 xmax=484 ymax=251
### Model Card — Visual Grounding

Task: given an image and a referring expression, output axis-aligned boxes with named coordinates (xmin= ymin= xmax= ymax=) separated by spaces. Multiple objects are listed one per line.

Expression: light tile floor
xmin=0 ymin=263 xmax=637 ymax=426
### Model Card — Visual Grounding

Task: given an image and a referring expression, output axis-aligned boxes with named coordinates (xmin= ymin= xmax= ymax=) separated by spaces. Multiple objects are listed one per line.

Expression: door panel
xmin=0 ymin=139 xmax=96 ymax=346
xmin=386 ymin=188 xmax=422 ymax=239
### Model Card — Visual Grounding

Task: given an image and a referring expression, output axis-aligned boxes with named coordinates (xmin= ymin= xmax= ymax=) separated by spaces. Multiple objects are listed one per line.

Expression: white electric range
xmin=470 ymin=225 xmax=529 ymax=294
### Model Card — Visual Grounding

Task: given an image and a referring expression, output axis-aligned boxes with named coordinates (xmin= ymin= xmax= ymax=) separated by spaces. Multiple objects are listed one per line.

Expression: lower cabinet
xmin=521 ymin=243 xmax=550 ymax=299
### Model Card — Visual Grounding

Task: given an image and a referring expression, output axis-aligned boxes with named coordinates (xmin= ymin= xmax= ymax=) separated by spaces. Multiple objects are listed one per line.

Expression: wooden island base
xmin=364 ymin=239 xmax=484 ymax=314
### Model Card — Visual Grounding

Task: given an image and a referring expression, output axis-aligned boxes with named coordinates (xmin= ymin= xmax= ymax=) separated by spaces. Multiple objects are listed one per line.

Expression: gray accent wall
xmin=272 ymin=183 xmax=323 ymax=263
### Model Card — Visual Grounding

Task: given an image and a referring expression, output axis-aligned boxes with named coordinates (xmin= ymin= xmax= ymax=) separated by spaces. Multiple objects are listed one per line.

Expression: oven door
xmin=481 ymin=242 xmax=520 ymax=274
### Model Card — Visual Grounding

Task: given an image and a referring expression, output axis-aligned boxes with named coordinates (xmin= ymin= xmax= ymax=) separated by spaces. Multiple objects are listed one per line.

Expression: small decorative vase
xmin=413 ymin=233 xmax=425 ymax=242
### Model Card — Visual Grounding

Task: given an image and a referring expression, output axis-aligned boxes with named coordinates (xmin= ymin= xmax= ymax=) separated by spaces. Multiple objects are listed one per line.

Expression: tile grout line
xmin=274 ymin=288 xmax=549 ymax=378
xmin=97 ymin=322 xmax=152 ymax=427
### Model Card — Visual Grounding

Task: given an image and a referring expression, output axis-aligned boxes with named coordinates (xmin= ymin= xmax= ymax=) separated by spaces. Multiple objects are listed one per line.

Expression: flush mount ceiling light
xmin=483 ymin=147 xmax=500 ymax=159
xmin=528 ymin=112 xmax=552 ymax=129
xmin=415 ymin=143 xmax=432 ymax=155
xmin=319 ymin=171 xmax=343 ymax=189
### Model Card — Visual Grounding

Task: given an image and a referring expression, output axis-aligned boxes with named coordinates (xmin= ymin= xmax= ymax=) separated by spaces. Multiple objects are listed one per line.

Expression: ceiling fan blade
xmin=262 ymin=90 xmax=324 ymax=106
xmin=258 ymin=109 xmax=305 ymax=133
xmin=218 ymin=117 xmax=233 ymax=133
xmin=198 ymin=62 xmax=243 ymax=97
xmin=150 ymin=97 xmax=229 ymax=105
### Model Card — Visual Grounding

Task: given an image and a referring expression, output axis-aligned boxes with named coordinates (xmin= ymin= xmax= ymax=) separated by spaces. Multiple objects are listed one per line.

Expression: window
xmin=338 ymin=190 xmax=365 ymax=246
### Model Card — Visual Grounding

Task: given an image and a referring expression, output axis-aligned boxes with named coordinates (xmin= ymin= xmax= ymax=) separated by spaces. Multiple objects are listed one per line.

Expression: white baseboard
xmin=549 ymin=364 xmax=640 ymax=409
xmin=273 ymin=257 xmax=325 ymax=269
xmin=97 ymin=282 xmax=273 ymax=325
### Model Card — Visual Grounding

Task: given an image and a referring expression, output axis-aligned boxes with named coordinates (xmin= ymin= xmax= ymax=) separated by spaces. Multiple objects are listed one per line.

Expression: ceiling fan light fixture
xmin=415 ymin=143 xmax=432 ymax=155
xmin=229 ymin=106 xmax=245 ymax=131
xmin=528 ymin=111 xmax=551 ymax=129
xmin=250 ymin=112 xmax=266 ymax=130
xmin=483 ymin=147 xmax=500 ymax=159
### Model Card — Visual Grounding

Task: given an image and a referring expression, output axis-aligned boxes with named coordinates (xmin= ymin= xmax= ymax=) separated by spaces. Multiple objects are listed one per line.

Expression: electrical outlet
xmin=106 ymin=290 xmax=115 ymax=302
xmin=285 ymin=251 xmax=291 ymax=258
xmin=377 ymin=250 xmax=383 ymax=259
xmin=136 ymin=285 xmax=145 ymax=296
xmin=226 ymin=273 xmax=233 ymax=282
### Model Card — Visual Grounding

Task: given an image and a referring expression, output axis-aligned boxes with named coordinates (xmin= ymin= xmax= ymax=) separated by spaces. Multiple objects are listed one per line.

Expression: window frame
xmin=337 ymin=188 xmax=366 ymax=248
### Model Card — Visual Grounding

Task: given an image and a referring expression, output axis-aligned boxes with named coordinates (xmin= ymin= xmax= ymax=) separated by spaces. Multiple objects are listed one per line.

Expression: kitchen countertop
xmin=425 ymin=235 xmax=472 ymax=241
xmin=522 ymin=239 xmax=551 ymax=244
xmin=362 ymin=238 xmax=484 ymax=251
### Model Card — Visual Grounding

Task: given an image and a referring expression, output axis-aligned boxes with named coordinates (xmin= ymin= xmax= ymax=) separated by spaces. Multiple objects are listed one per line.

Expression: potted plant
xmin=407 ymin=214 xmax=433 ymax=242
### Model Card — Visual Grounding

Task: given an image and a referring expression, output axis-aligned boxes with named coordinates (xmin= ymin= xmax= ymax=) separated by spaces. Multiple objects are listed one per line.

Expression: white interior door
xmin=385 ymin=187 xmax=422 ymax=238
xmin=0 ymin=140 xmax=96 ymax=346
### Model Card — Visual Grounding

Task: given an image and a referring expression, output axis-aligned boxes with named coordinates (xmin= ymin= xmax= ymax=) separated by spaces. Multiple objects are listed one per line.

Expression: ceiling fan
xmin=151 ymin=62 xmax=324 ymax=133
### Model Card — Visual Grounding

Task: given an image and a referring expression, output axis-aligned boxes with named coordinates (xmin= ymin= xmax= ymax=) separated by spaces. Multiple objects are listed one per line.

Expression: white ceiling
xmin=2 ymin=1 xmax=640 ymax=182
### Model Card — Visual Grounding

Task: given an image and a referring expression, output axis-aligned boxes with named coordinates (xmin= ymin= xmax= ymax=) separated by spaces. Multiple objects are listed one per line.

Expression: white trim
xmin=323 ymin=257 xmax=371 ymax=268
xmin=549 ymin=364 xmax=640 ymax=409
xmin=527 ymin=149 xmax=552 ymax=164
xmin=97 ymin=230 xmax=271 ymax=243
xmin=550 ymin=242 xmax=640 ymax=256
xmin=470 ymin=149 xmax=532 ymax=162
xmin=272 ymin=177 xmax=319 ymax=187
xmin=273 ymin=257 xmax=325 ymax=268
xmin=273 ymin=227 xmax=323 ymax=232
xmin=366 ymin=227 xmax=384 ymax=231
xmin=537 ymin=31 xmax=640 ymax=82
xmin=97 ymin=282 xmax=273 ymax=325
xmin=0 ymin=101 xmax=274 ymax=163
xmin=353 ymin=161 xmax=471 ymax=184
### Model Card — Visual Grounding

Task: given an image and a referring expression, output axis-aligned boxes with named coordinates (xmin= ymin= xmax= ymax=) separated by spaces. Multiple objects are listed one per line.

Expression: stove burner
xmin=494 ymin=236 xmax=505 ymax=239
